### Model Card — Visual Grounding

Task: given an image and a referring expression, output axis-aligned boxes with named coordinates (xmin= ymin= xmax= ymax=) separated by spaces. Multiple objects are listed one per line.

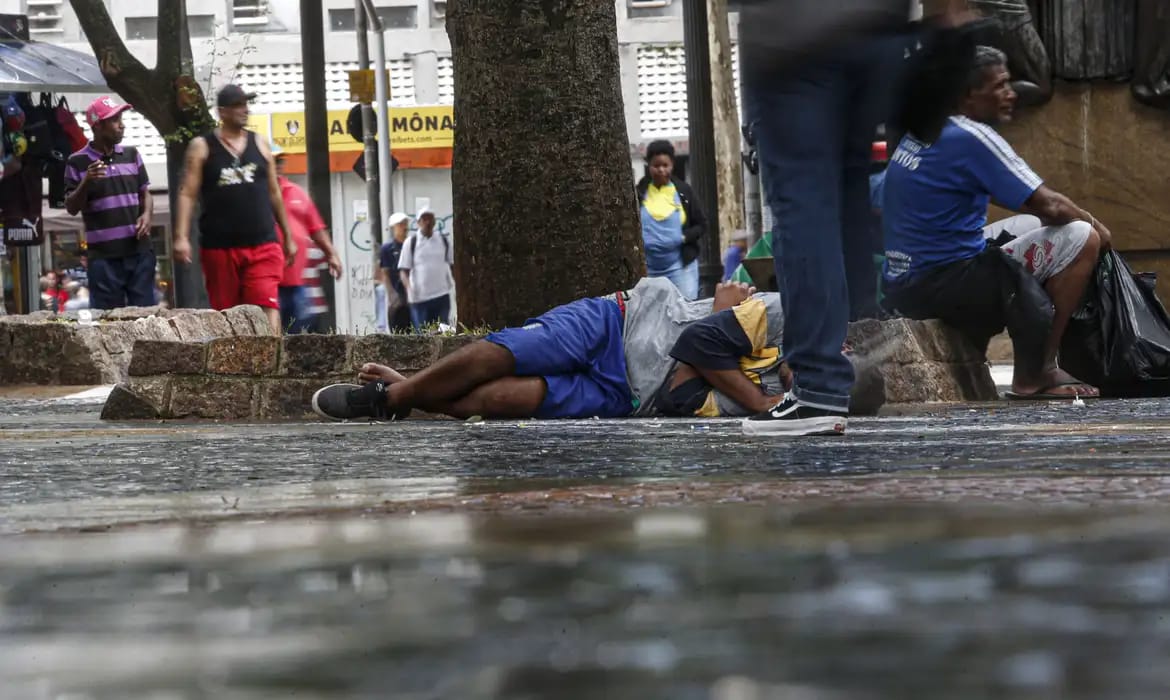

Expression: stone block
xmin=169 ymin=376 xmax=257 ymax=419
xmin=257 ymin=379 xmax=322 ymax=419
xmin=128 ymin=340 xmax=207 ymax=376
xmin=280 ymin=334 xmax=351 ymax=377
xmin=909 ymin=320 xmax=985 ymax=364
xmin=59 ymin=326 xmax=114 ymax=385
xmin=193 ymin=309 xmax=235 ymax=338
xmin=222 ymin=305 xmax=274 ymax=336
xmin=127 ymin=376 xmax=171 ymax=410
xmin=5 ymin=323 xmax=72 ymax=384
xmin=879 ymin=361 xmax=996 ymax=404
xmin=437 ymin=334 xmax=483 ymax=358
xmin=169 ymin=313 xmax=215 ymax=342
xmin=848 ymin=319 xmax=924 ymax=366
xmin=350 ymin=334 xmax=439 ymax=372
xmin=100 ymin=384 xmax=164 ymax=420
xmin=102 ymin=306 xmax=166 ymax=321
xmin=205 ymin=336 xmax=281 ymax=376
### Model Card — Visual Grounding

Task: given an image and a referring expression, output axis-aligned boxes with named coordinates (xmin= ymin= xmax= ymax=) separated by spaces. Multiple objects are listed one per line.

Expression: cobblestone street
xmin=4 ymin=395 xmax=1170 ymax=698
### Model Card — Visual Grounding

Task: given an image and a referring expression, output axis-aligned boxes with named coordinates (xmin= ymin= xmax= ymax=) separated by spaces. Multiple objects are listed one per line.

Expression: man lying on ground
xmin=312 ymin=277 xmax=851 ymax=436
xmin=882 ymin=45 xmax=1110 ymax=400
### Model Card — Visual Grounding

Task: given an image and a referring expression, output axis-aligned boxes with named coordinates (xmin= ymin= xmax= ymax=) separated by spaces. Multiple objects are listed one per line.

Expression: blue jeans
xmin=88 ymin=249 xmax=157 ymax=310
xmin=745 ymin=36 xmax=903 ymax=411
xmin=410 ymin=294 xmax=450 ymax=331
xmin=279 ymin=285 xmax=316 ymax=334
xmin=662 ymin=259 xmax=700 ymax=301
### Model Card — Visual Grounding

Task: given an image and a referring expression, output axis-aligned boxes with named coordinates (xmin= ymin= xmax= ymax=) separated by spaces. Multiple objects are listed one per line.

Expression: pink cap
xmin=85 ymin=96 xmax=132 ymax=127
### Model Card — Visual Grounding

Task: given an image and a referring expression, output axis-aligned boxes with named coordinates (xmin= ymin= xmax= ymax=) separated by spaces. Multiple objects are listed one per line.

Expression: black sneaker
xmin=742 ymin=394 xmax=848 ymax=437
xmin=312 ymin=381 xmax=401 ymax=422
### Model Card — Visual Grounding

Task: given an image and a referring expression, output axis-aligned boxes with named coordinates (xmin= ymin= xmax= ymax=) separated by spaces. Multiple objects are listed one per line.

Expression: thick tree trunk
xmin=708 ymin=0 xmax=744 ymax=251
xmin=446 ymin=0 xmax=644 ymax=329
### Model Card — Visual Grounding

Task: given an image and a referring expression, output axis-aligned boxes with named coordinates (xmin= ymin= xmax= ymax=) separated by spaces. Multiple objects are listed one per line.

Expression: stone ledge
xmin=103 ymin=317 xmax=994 ymax=421
xmin=0 ymin=304 xmax=273 ymax=387
xmin=103 ymin=332 xmax=481 ymax=421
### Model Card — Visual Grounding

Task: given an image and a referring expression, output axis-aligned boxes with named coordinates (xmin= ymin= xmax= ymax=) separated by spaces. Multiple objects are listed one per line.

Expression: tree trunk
xmin=708 ymin=0 xmax=744 ymax=251
xmin=446 ymin=0 xmax=644 ymax=329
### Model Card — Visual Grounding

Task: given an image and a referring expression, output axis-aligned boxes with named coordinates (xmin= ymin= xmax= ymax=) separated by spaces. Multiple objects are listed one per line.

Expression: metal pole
xmin=682 ymin=0 xmax=721 ymax=296
xmin=355 ymin=0 xmax=382 ymax=251
xmin=361 ymin=0 xmax=394 ymax=218
xmin=300 ymin=0 xmax=336 ymax=330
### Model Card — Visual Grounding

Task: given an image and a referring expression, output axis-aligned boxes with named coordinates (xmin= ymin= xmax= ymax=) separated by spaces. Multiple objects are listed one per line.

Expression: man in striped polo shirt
xmin=64 ymin=96 xmax=154 ymax=310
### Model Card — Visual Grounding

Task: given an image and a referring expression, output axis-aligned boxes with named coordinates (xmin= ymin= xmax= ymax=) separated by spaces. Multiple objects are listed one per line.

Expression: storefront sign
xmin=267 ymin=106 xmax=453 ymax=154
xmin=2 ymin=217 xmax=42 ymax=247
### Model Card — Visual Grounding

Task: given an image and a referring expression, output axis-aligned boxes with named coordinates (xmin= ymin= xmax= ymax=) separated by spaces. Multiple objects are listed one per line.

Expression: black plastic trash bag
xmin=1059 ymin=251 xmax=1170 ymax=398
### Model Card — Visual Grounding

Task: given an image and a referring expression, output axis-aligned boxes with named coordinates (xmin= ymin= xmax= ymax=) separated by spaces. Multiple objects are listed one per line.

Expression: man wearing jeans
xmin=64 ymin=96 xmax=154 ymax=310
xmin=739 ymin=12 xmax=909 ymax=436
xmin=398 ymin=207 xmax=453 ymax=330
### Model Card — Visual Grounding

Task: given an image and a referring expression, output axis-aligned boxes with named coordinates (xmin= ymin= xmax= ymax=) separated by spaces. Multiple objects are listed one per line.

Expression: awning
xmin=0 ymin=40 xmax=107 ymax=94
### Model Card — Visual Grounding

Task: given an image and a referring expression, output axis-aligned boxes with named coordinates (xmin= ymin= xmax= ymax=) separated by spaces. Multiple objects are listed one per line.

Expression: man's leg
xmin=1000 ymin=221 xmax=1101 ymax=395
xmin=750 ymin=54 xmax=854 ymax=413
xmin=238 ymin=243 xmax=288 ymax=335
xmin=125 ymin=249 xmax=157 ymax=307
xmin=86 ymin=257 xmax=122 ymax=311
xmin=201 ymin=248 xmax=234 ymax=311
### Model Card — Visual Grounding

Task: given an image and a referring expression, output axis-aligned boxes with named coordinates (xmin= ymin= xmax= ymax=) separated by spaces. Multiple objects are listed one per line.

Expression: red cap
xmin=871 ymin=140 xmax=888 ymax=162
xmin=86 ymin=96 xmax=132 ymax=127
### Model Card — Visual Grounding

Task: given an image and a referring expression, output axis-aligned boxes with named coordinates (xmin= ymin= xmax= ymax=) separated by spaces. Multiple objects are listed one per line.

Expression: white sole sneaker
xmin=742 ymin=415 xmax=848 ymax=437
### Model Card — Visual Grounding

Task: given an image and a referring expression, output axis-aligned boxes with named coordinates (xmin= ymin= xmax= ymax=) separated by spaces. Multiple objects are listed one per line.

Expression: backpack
xmin=409 ymin=231 xmax=450 ymax=260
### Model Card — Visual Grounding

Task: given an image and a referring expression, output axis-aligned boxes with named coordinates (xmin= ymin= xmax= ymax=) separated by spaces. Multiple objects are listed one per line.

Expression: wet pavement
xmin=3 ymin=394 xmax=1170 ymax=698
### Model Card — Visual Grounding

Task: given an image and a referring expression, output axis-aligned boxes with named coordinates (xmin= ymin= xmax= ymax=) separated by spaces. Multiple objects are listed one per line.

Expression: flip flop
xmin=1004 ymin=383 xmax=1099 ymax=401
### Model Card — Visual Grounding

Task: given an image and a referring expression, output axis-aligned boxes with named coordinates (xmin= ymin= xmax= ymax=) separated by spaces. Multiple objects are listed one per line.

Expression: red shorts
xmin=201 ymin=242 xmax=284 ymax=310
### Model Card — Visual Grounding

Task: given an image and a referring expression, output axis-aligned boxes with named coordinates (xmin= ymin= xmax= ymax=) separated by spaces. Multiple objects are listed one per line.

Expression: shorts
xmin=201 ymin=241 xmax=284 ymax=310
xmin=985 ymin=216 xmax=1093 ymax=284
xmin=486 ymin=297 xmax=634 ymax=419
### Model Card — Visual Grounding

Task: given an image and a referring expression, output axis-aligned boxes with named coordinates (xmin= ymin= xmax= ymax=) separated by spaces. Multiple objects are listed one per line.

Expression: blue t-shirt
xmin=379 ymin=239 xmax=406 ymax=296
xmin=882 ymin=116 xmax=1043 ymax=281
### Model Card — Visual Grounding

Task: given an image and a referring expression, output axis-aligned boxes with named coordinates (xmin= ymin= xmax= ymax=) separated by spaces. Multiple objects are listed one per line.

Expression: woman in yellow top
xmin=635 ymin=140 xmax=708 ymax=300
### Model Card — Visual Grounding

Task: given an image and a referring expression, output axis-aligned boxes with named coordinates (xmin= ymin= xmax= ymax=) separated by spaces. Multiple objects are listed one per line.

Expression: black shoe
xmin=312 ymin=381 xmax=400 ymax=422
xmin=742 ymin=394 xmax=848 ymax=437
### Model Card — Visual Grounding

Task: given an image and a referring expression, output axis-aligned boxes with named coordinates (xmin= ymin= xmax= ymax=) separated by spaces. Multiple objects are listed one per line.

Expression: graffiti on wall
xmin=349 ymin=212 xmax=454 ymax=253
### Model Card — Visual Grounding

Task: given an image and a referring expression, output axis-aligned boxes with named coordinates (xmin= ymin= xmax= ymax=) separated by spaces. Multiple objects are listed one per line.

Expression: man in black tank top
xmin=173 ymin=84 xmax=296 ymax=334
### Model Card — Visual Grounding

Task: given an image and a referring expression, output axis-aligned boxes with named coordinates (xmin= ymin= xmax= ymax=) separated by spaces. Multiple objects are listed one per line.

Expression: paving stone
xmin=205 ymin=337 xmax=281 ymax=376
xmin=168 ymin=376 xmax=257 ymax=419
xmin=99 ymin=384 xmax=164 ymax=420
xmin=128 ymin=341 xmax=208 ymax=376
xmin=280 ymin=335 xmax=351 ymax=377
xmin=350 ymin=334 xmax=440 ymax=372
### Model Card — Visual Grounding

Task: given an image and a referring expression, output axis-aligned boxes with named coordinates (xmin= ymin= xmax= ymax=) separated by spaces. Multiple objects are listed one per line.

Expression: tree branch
xmin=68 ymin=0 xmax=150 ymax=88
xmin=156 ymin=0 xmax=194 ymax=80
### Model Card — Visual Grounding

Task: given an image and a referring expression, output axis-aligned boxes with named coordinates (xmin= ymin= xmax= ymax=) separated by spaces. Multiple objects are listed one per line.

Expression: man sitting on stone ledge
xmin=311 ymin=277 xmax=856 ymax=436
xmin=881 ymin=45 xmax=1111 ymax=400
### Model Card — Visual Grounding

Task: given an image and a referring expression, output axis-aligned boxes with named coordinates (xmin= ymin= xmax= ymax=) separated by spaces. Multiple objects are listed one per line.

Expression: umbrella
xmin=0 ymin=39 xmax=107 ymax=93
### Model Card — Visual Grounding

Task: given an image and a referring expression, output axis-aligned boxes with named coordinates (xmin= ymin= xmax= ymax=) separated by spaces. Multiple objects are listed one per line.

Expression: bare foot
xmin=1011 ymin=367 xmax=1099 ymax=398
xmin=357 ymin=363 xmax=406 ymax=385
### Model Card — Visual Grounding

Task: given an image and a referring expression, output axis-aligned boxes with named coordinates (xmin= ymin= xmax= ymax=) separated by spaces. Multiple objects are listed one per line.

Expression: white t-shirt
xmin=398 ymin=232 xmax=454 ymax=304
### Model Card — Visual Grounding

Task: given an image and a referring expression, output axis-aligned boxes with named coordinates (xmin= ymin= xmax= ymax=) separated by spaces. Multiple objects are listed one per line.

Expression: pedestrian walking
xmin=378 ymin=211 xmax=412 ymax=332
xmin=172 ymin=84 xmax=295 ymax=334
xmin=273 ymin=145 xmax=341 ymax=333
xmin=397 ymin=207 xmax=453 ymax=330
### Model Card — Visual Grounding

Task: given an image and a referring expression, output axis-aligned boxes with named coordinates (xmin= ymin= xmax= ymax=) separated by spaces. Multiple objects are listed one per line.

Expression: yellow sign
xmin=346 ymin=70 xmax=391 ymax=103
xmin=267 ymin=106 xmax=454 ymax=153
